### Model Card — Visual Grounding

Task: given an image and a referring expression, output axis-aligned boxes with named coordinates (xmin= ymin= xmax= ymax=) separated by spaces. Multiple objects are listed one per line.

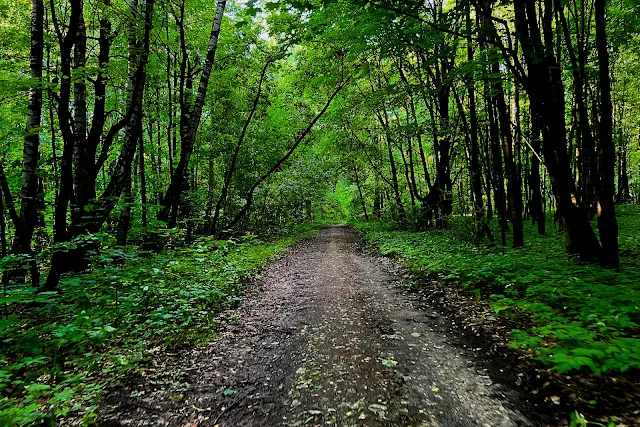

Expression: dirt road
xmin=101 ymin=225 xmax=546 ymax=426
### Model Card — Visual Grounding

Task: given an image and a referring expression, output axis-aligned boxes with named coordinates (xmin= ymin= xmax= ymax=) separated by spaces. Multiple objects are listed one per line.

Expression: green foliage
xmin=355 ymin=208 xmax=640 ymax=376
xmin=570 ymin=410 xmax=616 ymax=427
xmin=320 ymin=179 xmax=358 ymax=222
xmin=0 ymin=222 xmax=322 ymax=425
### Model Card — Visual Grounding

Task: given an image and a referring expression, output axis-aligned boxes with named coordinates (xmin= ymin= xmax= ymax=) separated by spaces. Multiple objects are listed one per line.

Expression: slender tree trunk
xmin=139 ymin=128 xmax=148 ymax=228
xmin=224 ymin=79 xmax=350 ymax=231
xmin=210 ymin=58 xmax=271 ymax=234
xmin=204 ymin=150 xmax=215 ymax=232
xmin=72 ymin=1 xmax=88 ymax=217
xmin=354 ymin=167 xmax=369 ymax=221
xmin=530 ymin=109 xmax=545 ymax=234
xmin=116 ymin=164 xmax=133 ymax=246
xmin=435 ymin=93 xmax=452 ymax=228
xmin=493 ymin=66 xmax=524 ymax=247
xmin=380 ymin=110 xmax=406 ymax=223
xmin=595 ymin=0 xmax=619 ymax=268
xmin=617 ymin=143 xmax=629 ymax=203
xmin=51 ymin=0 xmax=82 ymax=246
xmin=12 ymin=0 xmax=44 ymax=260
xmin=159 ymin=0 xmax=227 ymax=224
xmin=399 ymin=142 xmax=416 ymax=207
xmin=0 ymin=190 xmax=8 ymax=305
xmin=487 ymin=96 xmax=507 ymax=246
xmin=466 ymin=2 xmax=490 ymax=241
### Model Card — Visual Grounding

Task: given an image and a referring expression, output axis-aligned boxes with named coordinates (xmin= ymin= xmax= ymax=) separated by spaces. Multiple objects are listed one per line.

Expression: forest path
xmin=101 ymin=225 xmax=540 ymax=426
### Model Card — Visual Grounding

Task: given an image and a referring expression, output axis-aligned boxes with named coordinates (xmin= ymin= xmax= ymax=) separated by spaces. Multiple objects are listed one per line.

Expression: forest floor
xmin=99 ymin=225 xmax=555 ymax=427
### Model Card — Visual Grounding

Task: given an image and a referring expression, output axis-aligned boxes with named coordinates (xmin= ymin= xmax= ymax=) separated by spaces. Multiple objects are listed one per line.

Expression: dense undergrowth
xmin=354 ymin=206 xmax=640 ymax=378
xmin=0 ymin=222 xmax=323 ymax=426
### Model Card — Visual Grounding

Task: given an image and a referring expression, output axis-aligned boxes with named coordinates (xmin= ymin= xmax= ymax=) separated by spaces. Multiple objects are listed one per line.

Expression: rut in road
xmin=101 ymin=225 xmax=543 ymax=426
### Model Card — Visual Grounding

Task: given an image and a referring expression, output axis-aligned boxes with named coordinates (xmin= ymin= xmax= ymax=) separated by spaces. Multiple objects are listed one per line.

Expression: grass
xmin=0 ymin=221 xmax=323 ymax=426
xmin=353 ymin=206 xmax=640 ymax=377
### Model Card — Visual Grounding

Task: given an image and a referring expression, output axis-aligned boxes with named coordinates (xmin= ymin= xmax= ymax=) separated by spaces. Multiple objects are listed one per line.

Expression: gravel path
xmin=100 ymin=225 xmax=543 ymax=426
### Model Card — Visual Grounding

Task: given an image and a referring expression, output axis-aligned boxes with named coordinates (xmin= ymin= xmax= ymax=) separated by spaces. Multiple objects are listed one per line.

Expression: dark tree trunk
xmin=373 ymin=187 xmax=382 ymax=218
xmin=530 ymin=109 xmax=545 ymax=234
xmin=139 ymin=129 xmax=148 ymax=228
xmin=44 ymin=0 xmax=156 ymax=290
xmin=159 ymin=0 xmax=227 ymax=224
xmin=616 ymin=143 xmax=629 ymax=204
xmin=51 ymin=0 xmax=82 ymax=245
xmin=83 ymin=0 xmax=113 ymax=203
xmin=511 ymin=0 xmax=601 ymax=260
xmin=354 ymin=167 xmax=369 ymax=221
xmin=12 ymin=0 xmax=44 ymax=259
xmin=386 ymin=119 xmax=406 ymax=223
xmin=72 ymin=2 xmax=87 ymax=218
xmin=487 ymin=97 xmax=507 ymax=246
xmin=116 ymin=164 xmax=133 ymax=246
xmin=492 ymin=64 xmax=524 ymax=247
xmin=466 ymin=3 xmax=488 ymax=241
xmin=0 ymin=164 xmax=19 ymax=228
xmin=435 ymin=91 xmax=452 ymax=228
xmin=595 ymin=0 xmax=619 ymax=268
xmin=376 ymin=107 xmax=406 ymax=224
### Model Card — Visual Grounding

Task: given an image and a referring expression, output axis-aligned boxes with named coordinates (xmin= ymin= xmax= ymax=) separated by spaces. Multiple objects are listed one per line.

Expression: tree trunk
xmin=139 ymin=128 xmax=148 ymax=228
xmin=354 ymin=167 xmax=369 ymax=221
xmin=381 ymin=110 xmax=406 ymax=223
xmin=224 ymin=79 xmax=349 ymax=231
xmin=511 ymin=0 xmax=601 ymax=259
xmin=210 ymin=58 xmax=271 ymax=234
xmin=72 ymin=1 xmax=88 ymax=218
xmin=466 ymin=2 xmax=489 ymax=241
xmin=12 ymin=0 xmax=44 ymax=259
xmin=492 ymin=65 xmax=524 ymax=247
xmin=594 ymin=0 xmax=619 ymax=268
xmin=530 ymin=109 xmax=545 ymax=234
xmin=116 ymin=164 xmax=133 ymax=246
xmin=159 ymin=0 xmax=227 ymax=224
xmin=44 ymin=0 xmax=156 ymax=290
xmin=487 ymin=97 xmax=507 ymax=246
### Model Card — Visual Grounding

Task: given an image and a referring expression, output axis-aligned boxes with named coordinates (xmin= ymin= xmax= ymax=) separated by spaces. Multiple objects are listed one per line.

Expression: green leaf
xmin=223 ymin=388 xmax=237 ymax=396
xmin=381 ymin=359 xmax=397 ymax=367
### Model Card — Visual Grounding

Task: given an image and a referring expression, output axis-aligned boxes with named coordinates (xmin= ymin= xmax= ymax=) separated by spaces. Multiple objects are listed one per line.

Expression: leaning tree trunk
xmin=224 ymin=78 xmax=350 ymax=232
xmin=158 ymin=0 xmax=227 ymax=225
xmin=210 ymin=58 xmax=271 ymax=234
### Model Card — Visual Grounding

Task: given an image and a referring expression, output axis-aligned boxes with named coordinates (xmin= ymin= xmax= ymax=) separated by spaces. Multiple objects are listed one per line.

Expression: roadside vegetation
xmin=355 ymin=207 xmax=640 ymax=424
xmin=0 ymin=222 xmax=322 ymax=425
xmin=357 ymin=209 xmax=640 ymax=375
